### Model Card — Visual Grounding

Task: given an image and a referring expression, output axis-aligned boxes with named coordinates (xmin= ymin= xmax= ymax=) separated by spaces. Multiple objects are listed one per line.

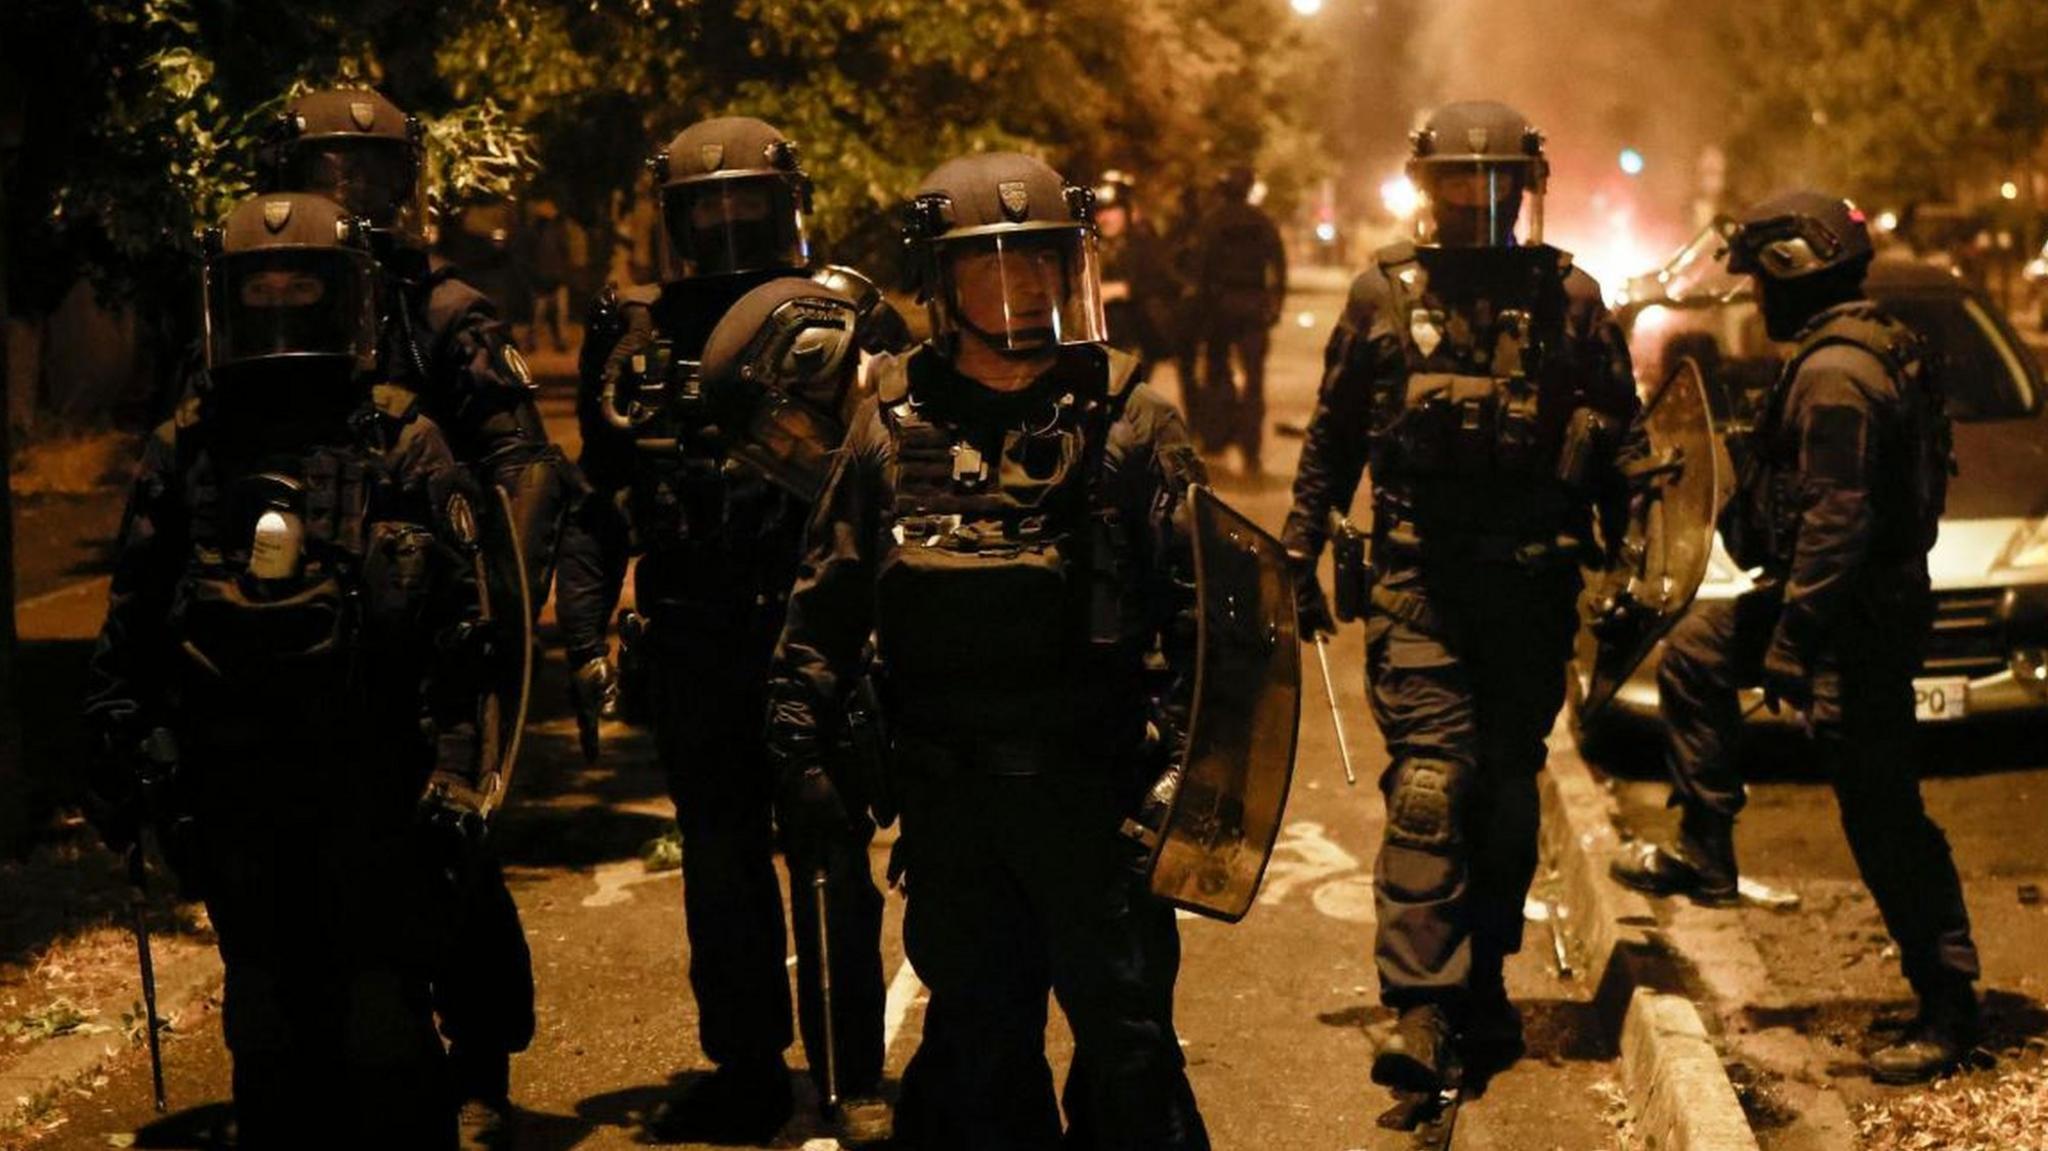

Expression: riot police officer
xmin=1194 ymin=165 xmax=1287 ymax=472
xmin=551 ymin=116 xmax=894 ymax=1144
xmin=1284 ymin=101 xmax=1644 ymax=1096
xmin=1094 ymin=170 xmax=1177 ymax=380
xmin=81 ymin=194 xmax=489 ymax=1149
xmin=261 ymin=88 xmax=557 ymax=1143
xmin=1611 ymin=191 xmax=1982 ymax=1083
xmin=765 ymin=151 xmax=1209 ymax=1151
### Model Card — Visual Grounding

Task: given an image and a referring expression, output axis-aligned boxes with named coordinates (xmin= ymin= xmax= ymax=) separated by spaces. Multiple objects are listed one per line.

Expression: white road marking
xmin=1257 ymin=820 xmax=1364 ymax=906
xmin=1310 ymin=875 xmax=1376 ymax=923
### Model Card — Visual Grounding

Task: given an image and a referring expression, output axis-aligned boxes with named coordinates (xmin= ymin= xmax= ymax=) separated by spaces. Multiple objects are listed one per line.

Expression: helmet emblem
xmin=1467 ymin=127 xmax=1490 ymax=153
xmin=1410 ymin=309 xmax=1444 ymax=358
xmin=700 ymin=143 xmax=725 ymax=171
xmin=998 ymin=180 xmax=1031 ymax=221
xmin=350 ymin=101 xmax=377 ymax=131
xmin=262 ymin=200 xmax=294 ymax=232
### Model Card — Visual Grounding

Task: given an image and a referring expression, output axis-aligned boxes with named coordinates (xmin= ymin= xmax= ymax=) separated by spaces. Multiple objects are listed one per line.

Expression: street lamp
xmin=1291 ymin=0 xmax=1324 ymax=15
xmin=1618 ymin=148 xmax=1645 ymax=177
xmin=2001 ymin=180 xmax=2020 ymax=201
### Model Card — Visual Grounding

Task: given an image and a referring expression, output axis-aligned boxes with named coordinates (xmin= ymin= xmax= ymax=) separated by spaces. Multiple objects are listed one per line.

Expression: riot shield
xmin=471 ymin=482 xmax=535 ymax=820
xmin=1577 ymin=357 xmax=1726 ymax=719
xmin=1144 ymin=485 xmax=1302 ymax=922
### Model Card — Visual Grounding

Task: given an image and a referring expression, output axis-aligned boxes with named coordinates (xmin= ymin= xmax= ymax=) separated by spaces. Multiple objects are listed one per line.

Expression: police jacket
xmin=764 ymin=343 xmax=1205 ymax=772
xmin=1195 ymin=201 xmax=1287 ymax=321
xmin=555 ymin=274 xmax=809 ymax=667
xmin=1723 ymin=300 xmax=1949 ymax=670
xmin=1281 ymin=241 xmax=1644 ymax=573
xmin=391 ymin=256 xmax=557 ymax=474
xmin=83 ymin=388 xmax=482 ymax=762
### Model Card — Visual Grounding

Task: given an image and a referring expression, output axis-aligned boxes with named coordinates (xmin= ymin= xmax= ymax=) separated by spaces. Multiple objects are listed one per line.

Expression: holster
xmin=1329 ymin=512 xmax=1373 ymax=623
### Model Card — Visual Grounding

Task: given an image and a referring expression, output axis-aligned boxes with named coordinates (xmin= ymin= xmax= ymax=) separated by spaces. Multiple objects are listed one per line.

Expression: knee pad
xmin=1386 ymin=757 xmax=1462 ymax=851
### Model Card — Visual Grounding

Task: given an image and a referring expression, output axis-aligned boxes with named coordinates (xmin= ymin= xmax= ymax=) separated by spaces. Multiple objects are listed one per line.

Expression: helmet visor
xmin=1413 ymin=159 xmax=1540 ymax=247
xmin=657 ymin=174 xmax=809 ymax=280
xmin=1725 ymin=214 xmax=1848 ymax=279
xmin=204 ymin=248 xmax=378 ymax=373
xmin=931 ymin=228 xmax=1106 ymax=352
xmin=283 ymin=138 xmax=425 ymax=242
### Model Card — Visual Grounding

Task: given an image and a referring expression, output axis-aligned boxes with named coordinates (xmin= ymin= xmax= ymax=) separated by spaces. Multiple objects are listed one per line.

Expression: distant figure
xmin=1093 ymin=169 xmax=1177 ymax=382
xmin=1195 ymin=166 xmax=1287 ymax=472
xmin=524 ymin=204 xmax=573 ymax=352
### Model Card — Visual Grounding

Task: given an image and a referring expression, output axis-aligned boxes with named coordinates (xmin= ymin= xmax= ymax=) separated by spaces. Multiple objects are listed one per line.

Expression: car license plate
xmin=1913 ymin=677 xmax=1969 ymax=722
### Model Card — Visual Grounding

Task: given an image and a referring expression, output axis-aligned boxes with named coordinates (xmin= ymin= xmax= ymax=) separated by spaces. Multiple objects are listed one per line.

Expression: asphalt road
xmin=32 ymin=276 xmax=1644 ymax=1151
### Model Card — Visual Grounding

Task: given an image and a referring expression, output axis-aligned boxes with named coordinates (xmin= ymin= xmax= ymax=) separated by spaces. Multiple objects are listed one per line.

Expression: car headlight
xmin=1999 ymin=517 xmax=2048 ymax=570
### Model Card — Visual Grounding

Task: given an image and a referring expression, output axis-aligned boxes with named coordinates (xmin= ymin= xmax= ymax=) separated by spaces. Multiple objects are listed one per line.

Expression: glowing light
xmin=2001 ymin=180 xmax=2021 ymax=201
xmin=1875 ymin=210 xmax=1900 ymax=233
xmin=1618 ymin=148 xmax=1645 ymax=177
xmin=1290 ymin=0 xmax=1324 ymax=14
xmin=1314 ymin=221 xmax=1338 ymax=243
xmin=1296 ymin=311 xmax=1317 ymax=328
xmin=1380 ymin=175 xmax=1421 ymax=219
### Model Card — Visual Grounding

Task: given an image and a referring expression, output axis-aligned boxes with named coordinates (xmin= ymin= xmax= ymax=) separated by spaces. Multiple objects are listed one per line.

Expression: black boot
xmin=450 ymin=1047 xmax=516 ymax=1151
xmin=648 ymin=1057 xmax=794 ymax=1144
xmin=1373 ymin=1005 xmax=1463 ymax=1094
xmin=1609 ymin=807 xmax=1738 ymax=907
xmin=1870 ymin=984 xmax=1982 ymax=1084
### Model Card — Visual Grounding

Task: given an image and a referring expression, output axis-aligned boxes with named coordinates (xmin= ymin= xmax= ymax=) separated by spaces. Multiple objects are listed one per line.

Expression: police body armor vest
xmin=165 ymin=393 xmax=445 ymax=739
xmin=1370 ymin=243 xmax=1610 ymax=549
xmin=869 ymin=349 xmax=1135 ymax=736
xmin=1727 ymin=303 xmax=1951 ymax=575
xmin=595 ymin=286 xmax=799 ymax=576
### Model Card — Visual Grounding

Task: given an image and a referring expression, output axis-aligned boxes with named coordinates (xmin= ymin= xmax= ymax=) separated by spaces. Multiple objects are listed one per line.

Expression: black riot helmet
xmin=902 ymin=152 xmax=1106 ymax=355
xmin=1407 ymin=100 xmax=1549 ymax=248
xmin=263 ymin=89 xmax=429 ymax=257
xmin=648 ymin=117 xmax=812 ymax=284
xmin=1724 ymin=191 xmax=1874 ymax=283
xmin=200 ymin=193 xmax=380 ymax=381
xmin=700 ymin=277 xmax=864 ymax=500
xmin=1726 ymin=190 xmax=1875 ymax=340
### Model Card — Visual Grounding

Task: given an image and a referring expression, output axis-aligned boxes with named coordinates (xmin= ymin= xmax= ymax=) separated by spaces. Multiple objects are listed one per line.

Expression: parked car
xmin=1573 ymin=235 xmax=2048 ymax=746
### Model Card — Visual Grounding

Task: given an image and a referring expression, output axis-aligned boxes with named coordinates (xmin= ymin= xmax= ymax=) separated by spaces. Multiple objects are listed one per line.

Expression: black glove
xmin=418 ymin=772 xmax=489 ymax=876
xmin=776 ymin=762 xmax=851 ymax=865
xmin=80 ymin=712 xmax=145 ymax=854
xmin=1290 ymin=552 xmax=1335 ymax=640
xmin=569 ymin=656 xmax=619 ymax=764
xmin=1760 ymin=644 xmax=1814 ymax=716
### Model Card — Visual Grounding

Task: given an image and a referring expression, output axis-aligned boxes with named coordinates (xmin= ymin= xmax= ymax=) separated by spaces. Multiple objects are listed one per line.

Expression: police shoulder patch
xmin=498 ymin=343 xmax=534 ymax=389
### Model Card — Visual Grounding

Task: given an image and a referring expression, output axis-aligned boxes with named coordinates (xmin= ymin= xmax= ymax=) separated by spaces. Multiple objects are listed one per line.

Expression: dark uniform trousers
xmin=649 ymin=579 xmax=887 ymax=1090
xmin=433 ymin=852 xmax=535 ymax=1099
xmin=196 ymin=743 xmax=453 ymax=1150
xmin=892 ymin=742 xmax=1207 ymax=1151
xmin=1658 ymin=585 xmax=1980 ymax=996
xmin=1364 ymin=559 xmax=1579 ymax=1009
xmin=1200 ymin=306 xmax=1270 ymax=460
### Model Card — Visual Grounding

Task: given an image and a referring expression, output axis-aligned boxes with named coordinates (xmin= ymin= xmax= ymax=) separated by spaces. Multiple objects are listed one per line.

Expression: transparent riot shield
xmin=1577 ymin=357 xmax=1727 ymax=719
xmin=1145 ymin=485 xmax=1302 ymax=922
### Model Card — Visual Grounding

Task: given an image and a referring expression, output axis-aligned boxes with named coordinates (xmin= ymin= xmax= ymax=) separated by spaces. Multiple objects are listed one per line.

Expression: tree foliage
xmin=1718 ymin=0 xmax=2048 ymax=209
xmin=3 ymin=0 xmax=1329 ymax=319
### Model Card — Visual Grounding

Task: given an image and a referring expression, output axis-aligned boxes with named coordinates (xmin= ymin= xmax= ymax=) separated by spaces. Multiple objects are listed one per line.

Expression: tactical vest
xmin=1361 ymin=243 xmax=1620 ymax=560
xmin=1727 ymin=304 xmax=1951 ymax=574
xmin=869 ymin=350 xmax=1135 ymax=732
xmin=164 ymin=397 xmax=448 ymax=740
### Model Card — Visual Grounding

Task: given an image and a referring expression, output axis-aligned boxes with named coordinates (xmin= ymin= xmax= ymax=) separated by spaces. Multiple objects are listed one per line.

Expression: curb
xmin=1540 ymin=736 xmax=1762 ymax=1151
xmin=0 ymin=947 xmax=222 ymax=1132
